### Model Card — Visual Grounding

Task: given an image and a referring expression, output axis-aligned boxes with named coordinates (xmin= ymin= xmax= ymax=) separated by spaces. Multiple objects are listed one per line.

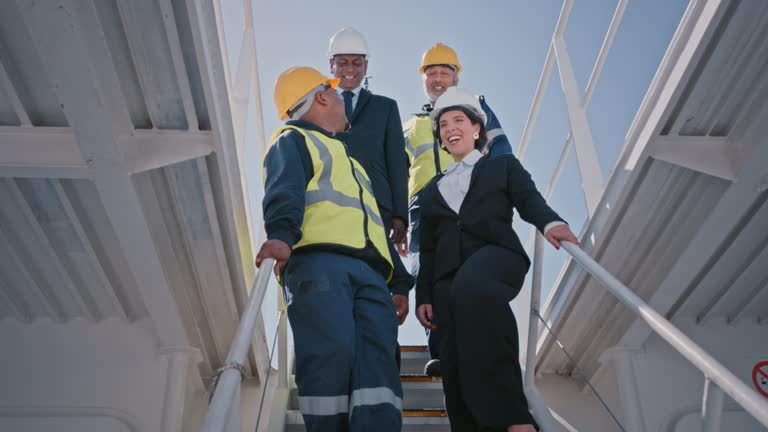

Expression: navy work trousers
xmin=283 ymin=251 xmax=403 ymax=432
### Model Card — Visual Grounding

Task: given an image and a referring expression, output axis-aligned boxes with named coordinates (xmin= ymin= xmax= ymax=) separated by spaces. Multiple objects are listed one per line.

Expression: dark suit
xmin=344 ymin=88 xmax=412 ymax=298
xmin=346 ymin=88 xmax=409 ymax=224
xmin=417 ymin=153 xmax=562 ymax=431
xmin=345 ymin=87 xmax=412 ymax=370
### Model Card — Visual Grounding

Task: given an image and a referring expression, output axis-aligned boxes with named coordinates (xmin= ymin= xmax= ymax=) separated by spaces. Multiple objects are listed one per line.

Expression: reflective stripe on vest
xmin=303 ymin=132 xmax=385 ymax=229
xmin=404 ymin=115 xmax=452 ymax=200
xmin=266 ymin=126 xmax=393 ymax=279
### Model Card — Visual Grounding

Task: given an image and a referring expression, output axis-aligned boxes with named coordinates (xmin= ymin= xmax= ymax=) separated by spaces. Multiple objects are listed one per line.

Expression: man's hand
xmin=393 ymin=294 xmax=409 ymax=325
xmin=416 ymin=304 xmax=437 ymax=331
xmin=391 ymin=217 xmax=409 ymax=257
xmin=255 ymin=239 xmax=291 ymax=277
xmin=544 ymin=224 xmax=579 ymax=250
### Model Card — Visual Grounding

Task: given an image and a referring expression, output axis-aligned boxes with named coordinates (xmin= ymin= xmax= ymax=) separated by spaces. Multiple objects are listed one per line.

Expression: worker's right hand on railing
xmin=255 ymin=239 xmax=291 ymax=277
xmin=416 ymin=304 xmax=437 ymax=331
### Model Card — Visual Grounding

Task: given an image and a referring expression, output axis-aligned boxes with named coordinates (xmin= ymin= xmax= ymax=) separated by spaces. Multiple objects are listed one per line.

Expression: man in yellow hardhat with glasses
xmin=256 ymin=66 xmax=403 ymax=432
xmin=403 ymin=43 xmax=513 ymax=378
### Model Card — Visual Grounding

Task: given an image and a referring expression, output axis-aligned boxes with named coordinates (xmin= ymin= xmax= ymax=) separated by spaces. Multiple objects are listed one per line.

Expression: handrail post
xmin=525 ymin=232 xmax=545 ymax=387
xmin=202 ymin=258 xmax=275 ymax=432
xmin=523 ymin=233 xmax=561 ymax=431
xmin=702 ymin=377 xmax=724 ymax=432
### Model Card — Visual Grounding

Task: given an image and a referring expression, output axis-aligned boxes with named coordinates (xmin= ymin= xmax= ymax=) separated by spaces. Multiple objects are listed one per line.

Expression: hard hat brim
xmin=329 ymin=52 xmax=370 ymax=59
xmin=278 ymin=77 xmax=341 ymax=120
xmin=419 ymin=64 xmax=462 ymax=74
xmin=326 ymin=77 xmax=341 ymax=89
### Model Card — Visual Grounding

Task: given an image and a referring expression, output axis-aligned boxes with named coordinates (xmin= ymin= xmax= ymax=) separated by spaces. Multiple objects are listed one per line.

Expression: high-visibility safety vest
xmin=403 ymin=113 xmax=453 ymax=201
xmin=267 ymin=126 xmax=393 ymax=280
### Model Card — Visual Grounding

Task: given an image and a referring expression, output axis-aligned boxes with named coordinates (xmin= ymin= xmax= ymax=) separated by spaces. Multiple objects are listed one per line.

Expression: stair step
xmin=401 ymin=348 xmax=431 ymax=375
xmin=285 ymin=409 xmax=450 ymax=431
xmin=403 ymin=408 xmax=448 ymax=417
xmin=288 ymin=384 xmax=445 ymax=410
xmin=400 ymin=345 xmax=429 ymax=352
xmin=401 ymin=374 xmax=442 ymax=382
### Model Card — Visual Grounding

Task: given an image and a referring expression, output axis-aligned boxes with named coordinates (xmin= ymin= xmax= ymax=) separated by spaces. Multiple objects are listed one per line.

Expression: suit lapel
xmin=352 ymin=88 xmax=372 ymax=123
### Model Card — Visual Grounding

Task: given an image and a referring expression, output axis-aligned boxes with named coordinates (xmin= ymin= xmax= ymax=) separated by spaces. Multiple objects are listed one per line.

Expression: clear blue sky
xmin=220 ymin=0 xmax=688 ymax=348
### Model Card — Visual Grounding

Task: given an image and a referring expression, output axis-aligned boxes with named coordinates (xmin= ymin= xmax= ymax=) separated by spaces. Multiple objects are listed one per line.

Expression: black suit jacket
xmin=346 ymin=88 xmax=408 ymax=221
xmin=416 ymin=154 xmax=564 ymax=307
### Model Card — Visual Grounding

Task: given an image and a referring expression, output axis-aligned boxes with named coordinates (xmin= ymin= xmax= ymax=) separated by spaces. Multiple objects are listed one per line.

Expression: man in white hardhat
xmin=403 ymin=42 xmax=513 ymax=378
xmin=327 ymin=27 xmax=413 ymax=345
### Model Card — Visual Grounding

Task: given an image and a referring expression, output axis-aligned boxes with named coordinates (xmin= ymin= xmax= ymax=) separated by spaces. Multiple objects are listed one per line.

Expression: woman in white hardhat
xmin=415 ymin=87 xmax=578 ymax=432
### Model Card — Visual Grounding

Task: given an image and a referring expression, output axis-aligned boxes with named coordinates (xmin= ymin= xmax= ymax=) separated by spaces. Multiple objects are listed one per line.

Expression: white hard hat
xmin=328 ymin=27 xmax=369 ymax=58
xmin=431 ymin=87 xmax=486 ymax=126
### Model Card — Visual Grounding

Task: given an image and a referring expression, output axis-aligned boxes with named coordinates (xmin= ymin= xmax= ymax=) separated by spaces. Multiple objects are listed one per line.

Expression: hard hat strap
xmin=288 ymin=85 xmax=325 ymax=120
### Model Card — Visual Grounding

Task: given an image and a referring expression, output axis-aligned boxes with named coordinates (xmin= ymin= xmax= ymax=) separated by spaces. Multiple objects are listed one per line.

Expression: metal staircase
xmin=283 ymin=345 xmax=449 ymax=431
xmin=200 ymin=1 xmax=768 ymax=431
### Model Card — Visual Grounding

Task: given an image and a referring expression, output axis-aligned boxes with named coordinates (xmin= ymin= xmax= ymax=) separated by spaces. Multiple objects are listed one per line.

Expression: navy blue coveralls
xmin=263 ymin=120 xmax=403 ymax=432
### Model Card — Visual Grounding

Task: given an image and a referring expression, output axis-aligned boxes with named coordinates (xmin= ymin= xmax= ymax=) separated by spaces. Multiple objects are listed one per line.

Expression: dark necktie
xmin=342 ymin=90 xmax=355 ymax=122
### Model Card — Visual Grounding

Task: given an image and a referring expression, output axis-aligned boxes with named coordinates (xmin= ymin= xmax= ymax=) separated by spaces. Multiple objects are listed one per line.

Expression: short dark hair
xmin=433 ymin=106 xmax=488 ymax=153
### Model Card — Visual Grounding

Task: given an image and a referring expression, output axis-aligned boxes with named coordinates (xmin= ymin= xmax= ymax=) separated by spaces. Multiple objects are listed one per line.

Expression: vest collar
xmin=285 ymin=120 xmax=350 ymax=141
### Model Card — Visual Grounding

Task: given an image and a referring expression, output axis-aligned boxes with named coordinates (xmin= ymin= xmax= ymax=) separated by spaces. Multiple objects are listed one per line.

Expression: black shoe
xmin=424 ymin=359 xmax=441 ymax=377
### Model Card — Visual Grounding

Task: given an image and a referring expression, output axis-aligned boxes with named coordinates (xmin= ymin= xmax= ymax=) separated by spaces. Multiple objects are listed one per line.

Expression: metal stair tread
xmin=400 ymin=345 xmax=430 ymax=352
xmin=403 ymin=408 xmax=448 ymax=417
xmin=285 ymin=409 xmax=450 ymax=425
xmin=401 ymin=373 xmax=442 ymax=382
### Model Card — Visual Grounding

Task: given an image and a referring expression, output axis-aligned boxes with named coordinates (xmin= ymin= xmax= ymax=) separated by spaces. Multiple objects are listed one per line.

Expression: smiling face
xmin=438 ymin=109 xmax=481 ymax=161
xmin=423 ymin=65 xmax=459 ymax=104
xmin=322 ymin=85 xmax=348 ymax=131
xmin=330 ymin=54 xmax=368 ymax=91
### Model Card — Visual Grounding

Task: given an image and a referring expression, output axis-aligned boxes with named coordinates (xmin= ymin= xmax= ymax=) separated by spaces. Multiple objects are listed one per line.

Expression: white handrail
xmin=560 ymin=242 xmax=768 ymax=428
xmin=201 ymin=258 xmax=275 ymax=432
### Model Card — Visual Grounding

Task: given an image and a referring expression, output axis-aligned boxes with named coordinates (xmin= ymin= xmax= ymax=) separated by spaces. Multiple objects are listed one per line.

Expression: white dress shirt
xmin=337 ymin=85 xmax=362 ymax=110
xmin=437 ymin=150 xmax=565 ymax=234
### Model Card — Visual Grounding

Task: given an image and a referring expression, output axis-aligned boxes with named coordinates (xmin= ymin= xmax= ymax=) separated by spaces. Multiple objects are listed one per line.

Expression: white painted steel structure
xmin=517 ymin=0 xmax=768 ymax=430
xmin=2 ymin=0 xmax=767 ymax=430
xmin=557 ymin=242 xmax=768 ymax=427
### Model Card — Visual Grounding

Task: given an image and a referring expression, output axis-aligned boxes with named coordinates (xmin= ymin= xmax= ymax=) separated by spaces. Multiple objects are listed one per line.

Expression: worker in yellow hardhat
xmin=256 ymin=65 xmax=403 ymax=431
xmin=403 ymin=43 xmax=514 ymax=378
xmin=327 ymin=27 xmax=413 ymax=334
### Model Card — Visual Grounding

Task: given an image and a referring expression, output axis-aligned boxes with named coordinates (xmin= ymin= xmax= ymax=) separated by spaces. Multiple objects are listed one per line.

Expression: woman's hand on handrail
xmin=416 ymin=304 xmax=437 ymax=331
xmin=544 ymin=224 xmax=579 ymax=250
xmin=255 ymin=239 xmax=291 ymax=277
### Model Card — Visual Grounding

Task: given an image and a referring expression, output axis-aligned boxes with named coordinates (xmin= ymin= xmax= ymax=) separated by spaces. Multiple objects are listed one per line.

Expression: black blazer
xmin=345 ymin=88 xmax=409 ymax=221
xmin=416 ymin=154 xmax=564 ymax=307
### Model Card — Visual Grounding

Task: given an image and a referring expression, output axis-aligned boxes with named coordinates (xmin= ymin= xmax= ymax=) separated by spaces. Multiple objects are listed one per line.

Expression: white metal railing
xmin=518 ymin=0 xmax=768 ymax=430
xmin=517 ymin=0 xmax=629 ymax=426
xmin=200 ymin=0 xmax=293 ymax=429
xmin=555 ymin=242 xmax=768 ymax=428
xmin=202 ymin=258 xmax=277 ymax=432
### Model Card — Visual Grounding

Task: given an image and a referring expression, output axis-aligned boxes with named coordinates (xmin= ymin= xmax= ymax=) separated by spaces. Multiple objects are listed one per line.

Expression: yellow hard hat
xmin=273 ymin=66 xmax=341 ymax=120
xmin=419 ymin=43 xmax=462 ymax=74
